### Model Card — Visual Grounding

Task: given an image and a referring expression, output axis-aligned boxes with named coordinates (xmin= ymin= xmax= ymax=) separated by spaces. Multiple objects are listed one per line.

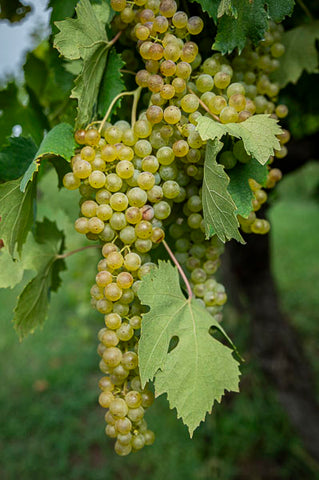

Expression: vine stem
xmin=163 ymin=240 xmax=193 ymax=299
xmin=131 ymin=86 xmax=142 ymax=126
xmin=297 ymin=0 xmax=313 ymax=20
xmin=188 ymin=87 xmax=221 ymax=123
xmin=108 ymin=30 xmax=122 ymax=47
xmin=56 ymin=244 xmax=102 ymax=260
xmin=98 ymin=86 xmax=142 ymax=133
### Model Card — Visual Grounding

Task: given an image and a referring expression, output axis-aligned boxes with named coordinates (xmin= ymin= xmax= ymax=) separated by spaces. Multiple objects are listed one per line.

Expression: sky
xmin=0 ymin=0 xmax=51 ymax=80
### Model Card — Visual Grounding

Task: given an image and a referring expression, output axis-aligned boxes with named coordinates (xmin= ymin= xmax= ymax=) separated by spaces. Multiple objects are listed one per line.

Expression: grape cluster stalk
xmin=63 ymin=0 xmax=289 ymax=455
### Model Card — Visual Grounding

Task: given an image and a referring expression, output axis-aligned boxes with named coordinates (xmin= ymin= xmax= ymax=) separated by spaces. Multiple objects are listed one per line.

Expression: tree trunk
xmin=225 ymin=230 xmax=319 ymax=462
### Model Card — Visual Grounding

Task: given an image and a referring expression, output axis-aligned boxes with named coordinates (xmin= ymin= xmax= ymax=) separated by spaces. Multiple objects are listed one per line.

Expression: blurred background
xmin=0 ymin=1 xmax=319 ymax=479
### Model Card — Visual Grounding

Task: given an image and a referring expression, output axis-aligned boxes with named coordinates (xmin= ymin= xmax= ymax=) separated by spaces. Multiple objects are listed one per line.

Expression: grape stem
xmin=297 ymin=0 xmax=313 ymax=19
xmin=56 ymin=244 xmax=102 ymax=260
xmin=131 ymin=86 xmax=142 ymax=126
xmin=188 ymin=88 xmax=221 ymax=123
xmin=107 ymin=30 xmax=122 ymax=47
xmin=98 ymin=86 xmax=142 ymax=133
xmin=163 ymin=240 xmax=193 ymax=299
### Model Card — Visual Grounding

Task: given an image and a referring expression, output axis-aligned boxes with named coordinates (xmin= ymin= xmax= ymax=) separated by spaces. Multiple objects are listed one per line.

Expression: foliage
xmin=138 ymin=261 xmax=240 ymax=435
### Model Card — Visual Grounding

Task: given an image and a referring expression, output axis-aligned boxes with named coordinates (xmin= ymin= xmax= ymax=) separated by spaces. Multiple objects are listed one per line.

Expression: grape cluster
xmin=62 ymin=0 xmax=289 ymax=456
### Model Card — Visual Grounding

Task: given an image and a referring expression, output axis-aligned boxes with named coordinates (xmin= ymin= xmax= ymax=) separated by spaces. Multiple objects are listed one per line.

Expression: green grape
xmin=214 ymin=71 xmax=231 ymax=89
xmin=187 ymin=16 xmax=203 ymax=35
xmin=116 ymin=322 xmax=134 ymax=341
xmin=159 ymin=165 xmax=177 ymax=181
xmin=219 ymin=151 xmax=237 ymax=169
xmin=175 ymin=61 xmax=192 ymax=79
xmin=163 ymin=43 xmax=180 ymax=62
xmin=127 ymin=187 xmax=148 ymax=207
xmin=109 ymin=192 xmax=128 ymax=212
xmin=81 ymin=145 xmax=95 ymax=162
xmin=172 ymin=11 xmax=187 ymax=28
xmin=81 ymin=200 xmax=97 ymax=217
xmin=110 ymin=212 xmax=127 ymax=230
xmin=275 ymin=104 xmax=288 ymax=118
xmin=147 ymin=185 xmax=164 ymax=202
xmin=208 ymin=95 xmax=227 ymax=114
xmin=196 ymin=74 xmax=214 ymax=93
xmin=142 ymin=155 xmax=159 ymax=173
xmin=74 ymin=217 xmax=89 ymax=234
xmin=88 ymin=217 xmax=105 ymax=234
xmin=219 ymin=106 xmax=239 ymax=123
xmin=63 ymin=172 xmax=81 ymax=190
xmin=172 ymin=77 xmax=186 ymax=93
xmin=134 ymin=119 xmax=153 ymax=138
xmin=159 ymin=0 xmax=177 ymax=17
xmin=153 ymin=14 xmax=169 ymax=32
xmin=162 ymin=180 xmax=180 ymax=199
xmin=101 ymin=330 xmax=119 ymax=347
xmin=135 ymin=238 xmax=153 ymax=252
xmin=181 ymin=94 xmax=199 ymax=113
xmin=140 ymin=8 xmax=155 ymax=23
xmin=105 ymin=174 xmax=123 ymax=192
xmin=124 ymin=252 xmax=142 ymax=271
xmin=73 ymin=159 xmax=92 ymax=179
xmin=160 ymin=60 xmax=177 ymax=77
xmin=163 ymin=105 xmax=181 ymax=124
xmin=271 ymin=42 xmax=285 ymax=58
xmin=153 ymin=201 xmax=171 ymax=219
xmin=149 ymin=43 xmax=164 ymax=61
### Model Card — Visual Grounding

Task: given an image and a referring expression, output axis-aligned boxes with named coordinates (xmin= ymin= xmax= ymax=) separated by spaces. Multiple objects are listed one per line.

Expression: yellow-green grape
xmin=160 ymin=84 xmax=175 ymax=100
xmin=74 ymin=217 xmax=89 ymax=234
xmin=124 ymin=252 xmax=142 ymax=271
xmin=180 ymin=41 xmax=198 ymax=63
xmin=81 ymin=200 xmax=97 ymax=217
xmin=275 ymin=104 xmax=288 ymax=118
xmin=275 ymin=145 xmax=288 ymax=159
xmin=127 ymin=187 xmax=148 ymax=207
xmin=159 ymin=0 xmax=177 ymax=18
xmin=181 ymin=93 xmax=199 ymax=113
xmin=110 ymin=0 xmax=126 ymax=12
xmin=157 ymin=146 xmax=175 ymax=165
xmin=146 ymin=105 xmax=164 ymax=124
xmin=96 ymin=270 xmax=113 ymax=288
xmin=85 ymin=128 xmax=100 ymax=146
xmin=104 ymin=283 xmax=123 ymax=301
xmin=172 ymin=139 xmax=189 ymax=157
xmin=88 ymin=217 xmax=105 ymax=234
xmin=105 ymin=173 xmax=122 ymax=192
xmin=271 ymin=42 xmax=285 ymax=58
xmin=105 ymin=251 xmax=124 ymax=269
xmin=164 ymin=43 xmax=181 ymax=62
xmin=214 ymin=71 xmax=231 ymax=89
xmin=116 ymin=160 xmax=135 ymax=179
xmin=160 ymin=59 xmax=177 ymax=77
xmin=196 ymin=74 xmax=214 ymax=93
xmin=135 ymin=24 xmax=151 ymax=41
xmin=172 ymin=10 xmax=187 ymax=28
xmin=104 ymin=126 xmax=123 ymax=144
xmin=187 ymin=16 xmax=203 ymax=35
xmin=163 ymin=105 xmax=181 ymax=124
xmin=63 ymin=172 xmax=81 ymax=190
xmin=220 ymin=106 xmax=239 ymax=124
xmin=136 ymin=69 xmax=151 ymax=88
xmin=72 ymin=159 xmax=92 ymax=179
xmin=226 ymin=82 xmax=245 ymax=97
xmin=202 ymin=57 xmax=220 ymax=76
xmin=219 ymin=150 xmax=237 ymax=169
xmin=89 ymin=171 xmax=106 ymax=188
xmin=149 ymin=43 xmax=164 ymax=61
xmin=229 ymin=94 xmax=246 ymax=112
xmin=118 ymin=145 xmax=134 ymax=161
xmin=153 ymin=15 xmax=169 ymax=33
xmin=74 ymin=129 xmax=86 ymax=145
xmin=208 ymin=95 xmax=227 ymax=114
xmin=138 ymin=172 xmax=156 ymax=190
xmin=134 ymin=119 xmax=153 ymax=138
xmin=251 ymin=218 xmax=270 ymax=234
xmin=81 ymin=145 xmax=95 ymax=162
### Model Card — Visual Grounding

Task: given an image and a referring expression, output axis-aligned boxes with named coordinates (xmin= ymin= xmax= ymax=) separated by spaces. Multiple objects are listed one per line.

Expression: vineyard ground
xmin=0 ymin=163 xmax=318 ymax=480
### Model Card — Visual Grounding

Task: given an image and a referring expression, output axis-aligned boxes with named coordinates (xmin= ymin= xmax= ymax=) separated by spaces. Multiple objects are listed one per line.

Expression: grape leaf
xmin=98 ymin=48 xmax=125 ymax=117
xmin=228 ymin=159 xmax=268 ymax=218
xmin=189 ymin=0 xmax=219 ymax=21
xmin=0 ymin=178 xmax=36 ymax=257
xmin=0 ymin=248 xmax=24 ymax=289
xmin=212 ymin=0 xmax=294 ymax=54
xmin=196 ymin=115 xmax=282 ymax=165
xmin=0 ymin=136 xmax=37 ymax=181
xmin=217 ymin=0 xmax=237 ymax=17
xmin=138 ymin=261 xmax=240 ymax=436
xmin=202 ymin=139 xmax=244 ymax=243
xmin=13 ymin=219 xmax=65 ymax=339
xmin=20 ymin=123 xmax=77 ymax=192
xmin=0 ymin=82 xmax=45 ymax=146
xmin=49 ymin=0 xmax=78 ymax=31
xmin=54 ymin=0 xmax=112 ymax=127
xmin=271 ymin=21 xmax=319 ymax=88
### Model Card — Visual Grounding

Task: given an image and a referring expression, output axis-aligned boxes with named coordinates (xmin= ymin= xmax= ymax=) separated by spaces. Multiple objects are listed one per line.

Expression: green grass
xmin=1 ymin=165 xmax=319 ymax=480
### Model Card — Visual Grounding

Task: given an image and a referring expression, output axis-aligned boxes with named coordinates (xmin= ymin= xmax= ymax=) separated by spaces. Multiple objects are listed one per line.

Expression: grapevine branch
xmin=56 ymin=244 xmax=102 ymax=260
xmin=163 ymin=240 xmax=193 ymax=299
xmin=188 ymin=87 xmax=221 ymax=123
xmin=98 ymin=86 xmax=142 ymax=133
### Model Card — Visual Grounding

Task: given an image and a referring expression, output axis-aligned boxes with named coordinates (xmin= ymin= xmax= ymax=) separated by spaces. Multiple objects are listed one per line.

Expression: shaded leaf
xmin=0 ymin=178 xmax=36 ymax=257
xmin=0 ymin=136 xmax=37 ymax=181
xmin=197 ymin=115 xmax=282 ymax=165
xmin=271 ymin=21 xmax=319 ymax=88
xmin=13 ymin=219 xmax=65 ymax=339
xmin=98 ymin=48 xmax=125 ymax=117
xmin=202 ymin=139 xmax=244 ymax=242
xmin=138 ymin=261 xmax=240 ymax=436
xmin=0 ymin=247 xmax=24 ymax=289
xmin=228 ymin=159 xmax=268 ymax=218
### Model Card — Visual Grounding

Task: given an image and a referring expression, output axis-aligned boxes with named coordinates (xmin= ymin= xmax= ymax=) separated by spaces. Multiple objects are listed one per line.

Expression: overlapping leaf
xmin=13 ymin=219 xmax=65 ymax=339
xmin=271 ymin=21 xmax=319 ymax=88
xmin=0 ymin=177 xmax=36 ymax=257
xmin=197 ymin=115 xmax=282 ymax=165
xmin=98 ymin=48 xmax=125 ymax=117
xmin=202 ymin=140 xmax=243 ymax=242
xmin=0 ymin=136 xmax=37 ymax=181
xmin=54 ymin=0 xmax=112 ymax=127
xmin=138 ymin=261 xmax=240 ymax=436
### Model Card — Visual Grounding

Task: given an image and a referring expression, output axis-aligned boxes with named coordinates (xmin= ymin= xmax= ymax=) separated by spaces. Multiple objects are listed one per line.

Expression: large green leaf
xmin=0 ymin=136 xmax=37 ymax=181
xmin=0 ymin=247 xmax=24 ymax=289
xmin=197 ymin=115 xmax=282 ymax=165
xmin=138 ymin=261 xmax=240 ymax=436
xmin=202 ymin=139 xmax=244 ymax=243
xmin=0 ymin=178 xmax=36 ymax=257
xmin=13 ymin=219 xmax=65 ymax=339
xmin=98 ymin=48 xmax=125 ymax=117
xmin=228 ymin=159 xmax=268 ymax=218
xmin=54 ymin=0 xmax=112 ymax=127
xmin=0 ymin=83 xmax=45 ymax=146
xmin=271 ymin=21 xmax=319 ymax=88
xmin=20 ymin=123 xmax=77 ymax=192
xmin=212 ymin=0 xmax=294 ymax=53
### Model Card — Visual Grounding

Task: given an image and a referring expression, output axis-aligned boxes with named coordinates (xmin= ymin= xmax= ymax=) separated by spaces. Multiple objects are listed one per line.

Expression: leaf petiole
xmin=163 ymin=240 xmax=193 ymax=299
